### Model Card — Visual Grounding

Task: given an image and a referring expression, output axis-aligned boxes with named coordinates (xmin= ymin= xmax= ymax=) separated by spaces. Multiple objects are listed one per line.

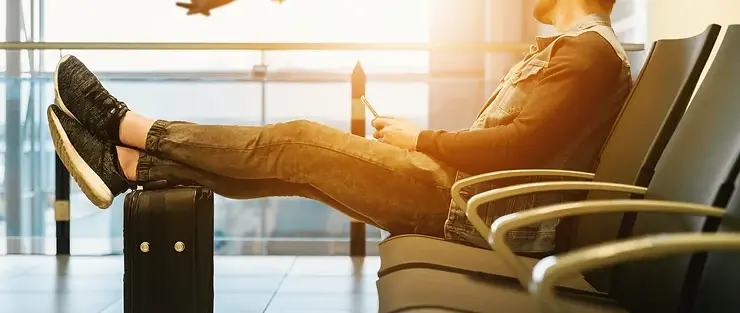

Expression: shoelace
xmin=88 ymin=89 xmax=127 ymax=141
xmin=81 ymin=81 xmax=120 ymax=108
xmin=95 ymin=92 xmax=126 ymax=112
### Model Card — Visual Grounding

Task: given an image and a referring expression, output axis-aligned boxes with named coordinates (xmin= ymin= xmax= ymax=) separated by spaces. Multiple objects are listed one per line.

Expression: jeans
xmin=134 ymin=119 xmax=458 ymax=237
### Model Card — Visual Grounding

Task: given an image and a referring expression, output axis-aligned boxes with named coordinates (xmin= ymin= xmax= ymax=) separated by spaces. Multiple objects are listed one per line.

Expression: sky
xmin=1 ymin=0 xmax=436 ymax=122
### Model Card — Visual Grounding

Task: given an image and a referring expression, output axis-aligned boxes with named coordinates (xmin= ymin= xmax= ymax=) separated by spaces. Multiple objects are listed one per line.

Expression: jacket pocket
xmin=511 ymin=59 xmax=547 ymax=85
xmin=495 ymin=60 xmax=547 ymax=115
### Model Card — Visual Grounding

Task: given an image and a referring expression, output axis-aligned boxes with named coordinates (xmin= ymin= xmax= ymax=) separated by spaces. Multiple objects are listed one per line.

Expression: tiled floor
xmin=0 ymin=255 xmax=380 ymax=313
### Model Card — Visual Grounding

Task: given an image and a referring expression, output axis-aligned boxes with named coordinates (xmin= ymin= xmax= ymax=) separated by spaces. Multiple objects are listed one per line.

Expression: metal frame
xmin=450 ymin=169 xmax=597 ymax=216
xmin=531 ymin=232 xmax=740 ymax=312
xmin=488 ymin=199 xmax=724 ymax=289
xmin=466 ymin=181 xmax=648 ymax=244
xmin=4 ymin=0 xmax=23 ymax=255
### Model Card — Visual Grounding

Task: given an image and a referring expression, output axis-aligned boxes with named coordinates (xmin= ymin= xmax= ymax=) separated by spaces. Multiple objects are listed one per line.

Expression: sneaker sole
xmin=47 ymin=106 xmax=114 ymax=209
xmin=53 ymin=55 xmax=80 ymax=122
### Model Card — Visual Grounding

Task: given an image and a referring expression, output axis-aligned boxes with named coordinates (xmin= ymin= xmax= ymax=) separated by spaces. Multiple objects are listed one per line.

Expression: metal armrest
xmin=486 ymin=199 xmax=723 ymax=289
xmin=451 ymin=169 xmax=596 ymax=215
xmin=530 ymin=233 xmax=740 ymax=312
xmin=465 ymin=181 xmax=647 ymax=246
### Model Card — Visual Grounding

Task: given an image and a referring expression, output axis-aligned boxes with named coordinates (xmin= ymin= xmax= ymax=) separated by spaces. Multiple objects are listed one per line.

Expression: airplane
xmin=175 ymin=0 xmax=236 ymax=16
xmin=176 ymin=0 xmax=286 ymax=16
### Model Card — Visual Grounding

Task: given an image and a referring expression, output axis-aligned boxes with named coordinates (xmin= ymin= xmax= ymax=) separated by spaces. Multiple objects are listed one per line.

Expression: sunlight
xmin=43 ymin=0 xmax=430 ymax=72
xmin=44 ymin=0 xmax=429 ymax=43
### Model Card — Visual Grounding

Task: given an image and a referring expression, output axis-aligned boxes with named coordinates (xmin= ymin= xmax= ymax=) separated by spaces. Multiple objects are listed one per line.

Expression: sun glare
xmin=42 ymin=0 xmax=431 ymax=72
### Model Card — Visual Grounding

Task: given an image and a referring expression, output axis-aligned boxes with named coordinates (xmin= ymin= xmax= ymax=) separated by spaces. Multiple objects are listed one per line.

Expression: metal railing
xmin=0 ymin=41 xmax=646 ymax=52
xmin=1 ymin=71 xmax=436 ymax=83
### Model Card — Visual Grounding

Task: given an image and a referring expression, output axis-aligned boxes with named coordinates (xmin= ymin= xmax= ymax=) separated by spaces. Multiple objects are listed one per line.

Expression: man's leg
xmin=52 ymin=54 xmax=457 ymax=236
xmin=131 ymin=151 xmax=437 ymax=234
xmin=122 ymin=118 xmax=456 ymax=236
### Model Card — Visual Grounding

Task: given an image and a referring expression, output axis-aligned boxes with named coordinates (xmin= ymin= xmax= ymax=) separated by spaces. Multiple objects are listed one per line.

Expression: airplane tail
xmin=175 ymin=2 xmax=192 ymax=9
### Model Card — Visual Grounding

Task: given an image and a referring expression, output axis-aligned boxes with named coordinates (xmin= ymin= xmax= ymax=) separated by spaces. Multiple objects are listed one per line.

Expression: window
xmin=0 ymin=76 xmax=55 ymax=255
xmin=24 ymin=0 xmax=432 ymax=255
xmin=612 ymin=0 xmax=649 ymax=44
xmin=610 ymin=0 xmax=649 ymax=78
xmin=44 ymin=0 xmax=430 ymax=74
xmin=364 ymin=82 xmax=429 ymax=136
xmin=46 ymin=0 xmax=428 ymax=43
xmin=0 ymin=83 xmax=4 ymax=254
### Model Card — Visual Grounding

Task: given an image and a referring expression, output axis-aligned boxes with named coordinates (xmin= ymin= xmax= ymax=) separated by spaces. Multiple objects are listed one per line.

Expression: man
xmin=48 ymin=0 xmax=631 ymax=253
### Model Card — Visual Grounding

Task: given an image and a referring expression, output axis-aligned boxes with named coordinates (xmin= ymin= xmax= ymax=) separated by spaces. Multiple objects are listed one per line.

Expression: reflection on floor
xmin=0 ymin=255 xmax=380 ymax=313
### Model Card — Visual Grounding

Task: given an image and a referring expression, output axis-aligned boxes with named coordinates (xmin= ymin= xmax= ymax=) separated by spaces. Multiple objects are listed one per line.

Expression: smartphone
xmin=360 ymin=96 xmax=380 ymax=119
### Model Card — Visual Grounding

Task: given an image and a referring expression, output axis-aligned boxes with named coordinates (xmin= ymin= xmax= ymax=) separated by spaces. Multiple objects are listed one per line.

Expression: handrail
xmin=0 ymin=41 xmax=646 ymax=52
xmin=0 ymin=71 xmax=483 ymax=83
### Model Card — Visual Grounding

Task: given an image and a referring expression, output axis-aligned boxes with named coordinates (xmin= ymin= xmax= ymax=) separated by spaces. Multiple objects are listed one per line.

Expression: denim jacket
xmin=443 ymin=14 xmax=633 ymax=253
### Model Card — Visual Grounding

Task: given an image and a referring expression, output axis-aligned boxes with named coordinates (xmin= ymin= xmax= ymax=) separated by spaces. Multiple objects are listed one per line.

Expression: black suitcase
xmin=123 ymin=185 xmax=215 ymax=313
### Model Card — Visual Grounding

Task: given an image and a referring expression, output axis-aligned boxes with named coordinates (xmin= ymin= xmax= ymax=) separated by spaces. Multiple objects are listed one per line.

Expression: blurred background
xmin=0 ymin=0 xmax=663 ymax=256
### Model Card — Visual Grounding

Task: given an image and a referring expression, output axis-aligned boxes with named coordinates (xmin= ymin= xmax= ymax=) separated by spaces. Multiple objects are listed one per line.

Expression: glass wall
xmin=611 ymin=0 xmax=650 ymax=77
xmin=0 ymin=78 xmax=55 ymax=255
xmin=3 ymin=0 xmax=433 ymax=255
xmin=2 ymin=0 xmax=57 ymax=254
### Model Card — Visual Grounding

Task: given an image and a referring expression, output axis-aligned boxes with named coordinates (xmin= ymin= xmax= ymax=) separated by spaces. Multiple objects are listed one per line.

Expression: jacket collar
xmin=564 ymin=13 xmax=612 ymax=32
xmin=534 ymin=13 xmax=612 ymax=50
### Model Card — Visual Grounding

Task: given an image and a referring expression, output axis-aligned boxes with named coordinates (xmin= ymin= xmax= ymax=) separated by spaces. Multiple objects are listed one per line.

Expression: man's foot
xmin=47 ymin=105 xmax=136 ymax=209
xmin=54 ymin=55 xmax=130 ymax=145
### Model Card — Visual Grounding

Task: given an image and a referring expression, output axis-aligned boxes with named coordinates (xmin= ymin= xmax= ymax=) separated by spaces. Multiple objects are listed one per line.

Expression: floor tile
xmin=28 ymin=256 xmax=124 ymax=276
xmin=288 ymin=256 xmax=380 ymax=277
xmin=264 ymin=310 xmax=352 ymax=313
xmin=215 ymin=256 xmax=295 ymax=276
xmin=0 ymin=255 xmax=382 ymax=313
xmin=215 ymin=276 xmax=285 ymax=292
xmin=215 ymin=293 xmax=275 ymax=313
xmin=98 ymin=294 xmax=273 ymax=313
xmin=0 ymin=292 xmax=121 ymax=313
xmin=0 ymin=256 xmax=46 ymax=277
xmin=277 ymin=276 xmax=377 ymax=295
xmin=99 ymin=298 xmax=123 ymax=313
xmin=0 ymin=275 xmax=123 ymax=293
xmin=267 ymin=294 xmax=378 ymax=312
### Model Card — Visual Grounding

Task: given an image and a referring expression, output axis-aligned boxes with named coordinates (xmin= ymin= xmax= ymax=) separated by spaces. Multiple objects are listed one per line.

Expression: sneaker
xmin=53 ymin=55 xmax=130 ymax=145
xmin=47 ymin=105 xmax=136 ymax=209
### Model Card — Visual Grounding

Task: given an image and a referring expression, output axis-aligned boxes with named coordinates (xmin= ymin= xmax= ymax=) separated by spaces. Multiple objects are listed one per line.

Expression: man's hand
xmin=371 ymin=117 xmax=422 ymax=151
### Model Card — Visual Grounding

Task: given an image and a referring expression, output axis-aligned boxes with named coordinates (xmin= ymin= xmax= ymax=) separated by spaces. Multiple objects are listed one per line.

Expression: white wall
xmin=647 ymin=0 xmax=740 ymax=42
xmin=647 ymin=0 xmax=740 ymax=81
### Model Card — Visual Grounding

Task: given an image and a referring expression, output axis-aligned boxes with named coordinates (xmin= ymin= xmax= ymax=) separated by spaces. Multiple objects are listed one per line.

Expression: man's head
xmin=533 ymin=0 xmax=616 ymax=26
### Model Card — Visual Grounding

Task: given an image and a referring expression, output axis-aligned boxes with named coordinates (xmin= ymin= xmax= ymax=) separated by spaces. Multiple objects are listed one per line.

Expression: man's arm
xmin=415 ymin=33 xmax=625 ymax=175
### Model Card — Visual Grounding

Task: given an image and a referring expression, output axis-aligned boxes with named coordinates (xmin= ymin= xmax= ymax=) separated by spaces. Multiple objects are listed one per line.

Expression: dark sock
xmin=110 ymin=146 xmax=137 ymax=189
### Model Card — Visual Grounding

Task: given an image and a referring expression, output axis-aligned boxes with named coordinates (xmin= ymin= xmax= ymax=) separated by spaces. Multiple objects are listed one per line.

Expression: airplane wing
xmin=176 ymin=0 xmax=235 ymax=16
